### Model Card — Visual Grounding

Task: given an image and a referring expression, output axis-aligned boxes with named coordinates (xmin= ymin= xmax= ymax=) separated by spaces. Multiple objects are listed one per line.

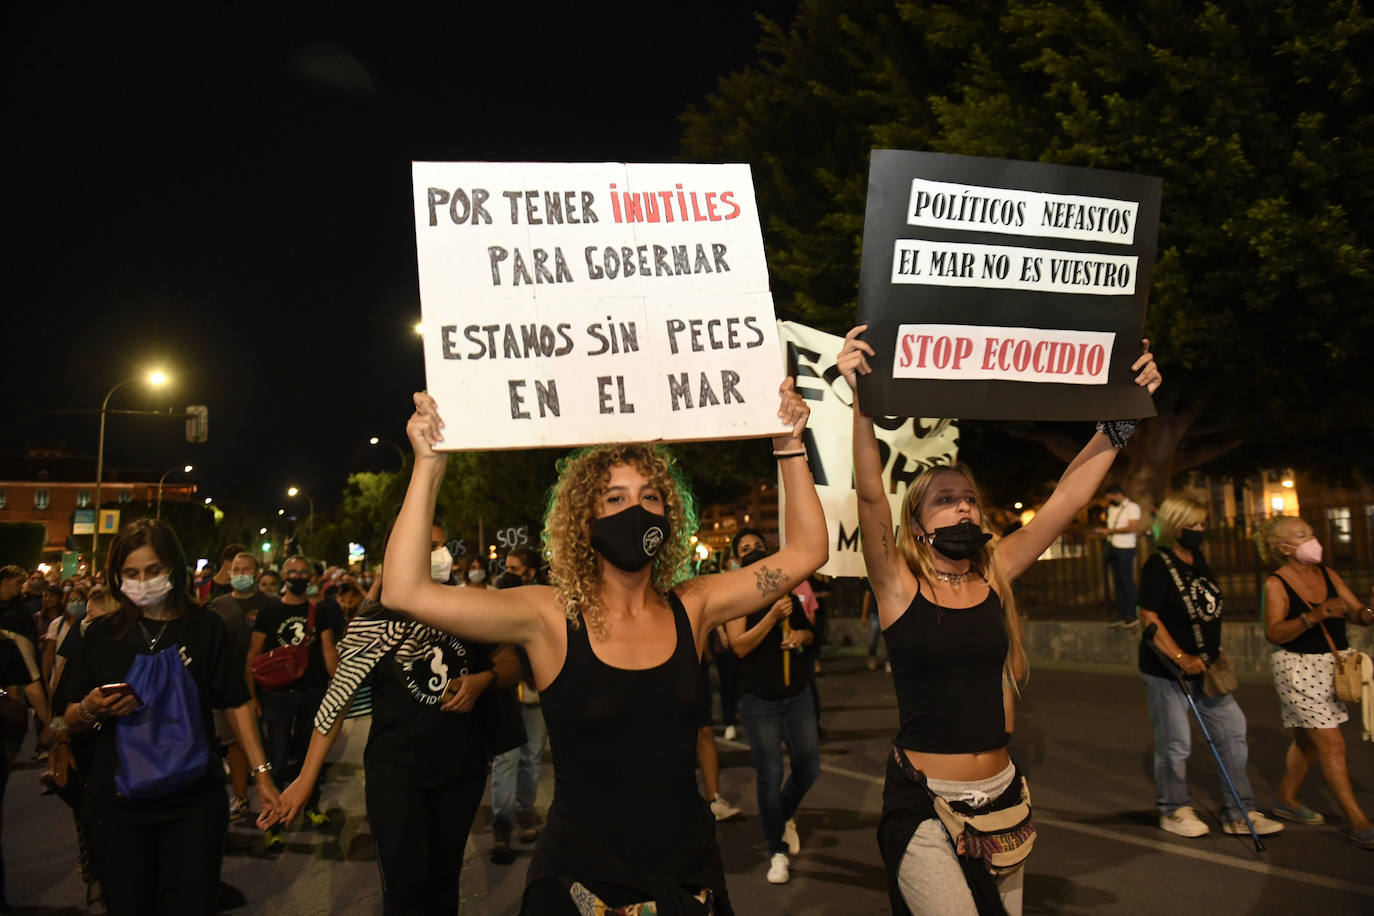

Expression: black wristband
xmin=1096 ymin=419 xmax=1138 ymax=449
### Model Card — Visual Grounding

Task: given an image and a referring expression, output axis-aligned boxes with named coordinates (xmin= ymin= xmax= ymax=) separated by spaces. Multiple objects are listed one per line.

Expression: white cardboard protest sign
xmin=412 ymin=162 xmax=788 ymax=450
xmin=777 ymin=321 xmax=959 ymax=578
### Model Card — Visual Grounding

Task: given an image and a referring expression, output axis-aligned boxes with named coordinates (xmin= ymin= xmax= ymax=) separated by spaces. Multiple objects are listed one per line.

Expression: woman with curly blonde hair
xmin=838 ymin=325 xmax=1161 ymax=916
xmin=1258 ymin=515 xmax=1374 ymax=849
xmin=383 ymin=380 xmax=828 ymax=915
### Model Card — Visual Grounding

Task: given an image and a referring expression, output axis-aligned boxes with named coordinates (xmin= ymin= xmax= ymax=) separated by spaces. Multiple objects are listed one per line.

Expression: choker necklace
xmin=933 ymin=569 xmax=975 ymax=586
xmin=138 ymin=617 xmax=171 ymax=652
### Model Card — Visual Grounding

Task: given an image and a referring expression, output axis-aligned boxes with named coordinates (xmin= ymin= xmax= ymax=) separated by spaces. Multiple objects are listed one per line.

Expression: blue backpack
xmin=114 ymin=643 xmax=212 ymax=799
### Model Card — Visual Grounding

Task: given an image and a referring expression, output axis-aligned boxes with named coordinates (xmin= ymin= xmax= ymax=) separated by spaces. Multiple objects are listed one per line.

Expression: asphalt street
xmin=5 ymin=654 xmax=1372 ymax=914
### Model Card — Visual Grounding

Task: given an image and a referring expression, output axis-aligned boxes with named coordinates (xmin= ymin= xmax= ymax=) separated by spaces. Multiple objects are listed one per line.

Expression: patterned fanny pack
xmin=569 ymin=882 xmax=712 ymax=916
xmin=893 ymin=746 xmax=1037 ymax=876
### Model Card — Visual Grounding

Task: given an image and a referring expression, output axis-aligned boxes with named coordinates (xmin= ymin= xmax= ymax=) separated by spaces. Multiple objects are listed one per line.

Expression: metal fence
xmin=1017 ymin=514 xmax=1374 ymax=621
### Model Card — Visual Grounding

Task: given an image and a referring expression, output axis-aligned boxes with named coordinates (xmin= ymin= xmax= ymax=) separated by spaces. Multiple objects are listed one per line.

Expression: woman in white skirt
xmin=1259 ymin=515 xmax=1374 ymax=849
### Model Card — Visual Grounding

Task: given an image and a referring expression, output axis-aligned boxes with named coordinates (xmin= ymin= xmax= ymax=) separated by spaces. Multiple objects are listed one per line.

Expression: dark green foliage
xmin=683 ymin=0 xmax=1374 ymax=496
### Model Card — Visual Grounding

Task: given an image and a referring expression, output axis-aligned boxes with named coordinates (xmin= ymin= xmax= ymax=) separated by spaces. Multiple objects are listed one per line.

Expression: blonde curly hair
xmin=898 ymin=463 xmax=1028 ymax=685
xmin=1255 ymin=515 xmax=1304 ymax=568
xmin=543 ymin=444 xmax=697 ymax=638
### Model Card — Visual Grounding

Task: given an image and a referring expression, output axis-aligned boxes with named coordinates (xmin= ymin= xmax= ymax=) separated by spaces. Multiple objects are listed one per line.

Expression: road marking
xmin=805 ymin=755 xmax=1374 ymax=898
xmin=1036 ymin=815 xmax=1374 ymax=897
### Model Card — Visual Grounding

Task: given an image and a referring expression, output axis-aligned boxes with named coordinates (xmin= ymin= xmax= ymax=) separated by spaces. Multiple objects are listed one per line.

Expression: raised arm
xmin=381 ymin=392 xmax=552 ymax=647
xmin=837 ymin=326 xmax=910 ymax=611
xmin=997 ymin=344 xmax=1162 ymax=580
xmin=683 ymin=379 xmax=829 ymax=634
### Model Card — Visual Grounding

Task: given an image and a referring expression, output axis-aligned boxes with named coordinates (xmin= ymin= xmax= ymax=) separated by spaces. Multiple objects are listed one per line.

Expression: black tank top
xmin=538 ymin=591 xmax=711 ymax=870
xmin=884 ymin=584 xmax=1009 ymax=753
xmin=1274 ymin=567 xmax=1348 ymax=655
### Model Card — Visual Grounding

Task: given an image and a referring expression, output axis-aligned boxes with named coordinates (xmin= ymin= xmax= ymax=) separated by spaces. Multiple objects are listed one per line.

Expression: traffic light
xmin=186 ymin=405 xmax=208 ymax=443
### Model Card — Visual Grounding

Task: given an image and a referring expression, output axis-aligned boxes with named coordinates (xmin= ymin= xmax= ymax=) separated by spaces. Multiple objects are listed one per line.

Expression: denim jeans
xmin=260 ymin=686 xmax=324 ymax=807
xmin=866 ymin=614 xmax=882 ymax=659
xmin=1142 ymin=673 xmax=1255 ymax=820
xmin=1109 ymin=547 xmax=1138 ymax=622
xmin=738 ymin=691 xmax=821 ymax=854
xmin=491 ymin=704 xmax=547 ymax=833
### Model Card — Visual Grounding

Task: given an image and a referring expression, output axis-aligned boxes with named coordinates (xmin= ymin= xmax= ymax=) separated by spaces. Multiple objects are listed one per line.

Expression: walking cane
xmin=1141 ymin=623 xmax=1266 ymax=854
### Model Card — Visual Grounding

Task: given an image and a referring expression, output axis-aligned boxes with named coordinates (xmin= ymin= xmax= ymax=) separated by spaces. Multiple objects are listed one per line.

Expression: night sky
xmin=4 ymin=4 xmax=799 ymax=513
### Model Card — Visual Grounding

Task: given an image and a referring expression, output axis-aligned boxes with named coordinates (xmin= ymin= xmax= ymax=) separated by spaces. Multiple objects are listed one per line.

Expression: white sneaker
xmin=1160 ymin=805 xmax=1209 ymax=837
xmin=782 ymin=818 xmax=801 ymax=855
xmin=884 ymin=661 xmax=892 ymax=674
xmin=766 ymin=853 xmax=790 ymax=884
xmin=710 ymin=794 xmax=741 ymax=822
xmin=1222 ymin=811 xmax=1285 ymax=836
xmin=723 ymin=725 xmax=738 ymax=741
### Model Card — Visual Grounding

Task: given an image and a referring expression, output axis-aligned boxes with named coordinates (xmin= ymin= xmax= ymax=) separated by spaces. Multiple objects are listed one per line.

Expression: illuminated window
xmin=34 ymin=488 xmax=50 ymax=510
xmin=0 ymin=489 xmax=6 ymax=509
xmin=1326 ymin=507 xmax=1352 ymax=545
xmin=119 ymin=490 xmax=132 ymax=504
xmin=77 ymin=490 xmax=92 ymax=508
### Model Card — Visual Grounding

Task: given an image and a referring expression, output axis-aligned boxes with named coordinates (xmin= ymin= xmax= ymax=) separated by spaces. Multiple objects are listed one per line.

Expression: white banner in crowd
xmin=412 ymin=161 xmax=788 ymax=450
xmin=777 ymin=321 xmax=959 ymax=578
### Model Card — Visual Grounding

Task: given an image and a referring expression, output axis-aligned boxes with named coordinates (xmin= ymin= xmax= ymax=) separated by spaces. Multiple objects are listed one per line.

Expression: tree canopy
xmin=682 ymin=0 xmax=1374 ymax=503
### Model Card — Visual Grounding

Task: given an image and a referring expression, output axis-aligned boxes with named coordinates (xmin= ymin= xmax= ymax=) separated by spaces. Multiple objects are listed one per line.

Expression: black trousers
xmin=83 ymin=784 xmax=229 ymax=916
xmin=366 ymin=759 xmax=487 ymax=916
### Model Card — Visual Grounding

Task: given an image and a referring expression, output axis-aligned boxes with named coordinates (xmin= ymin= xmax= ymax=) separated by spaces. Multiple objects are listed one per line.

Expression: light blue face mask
xmin=305 ymin=583 xmax=320 ymax=597
xmin=230 ymin=574 xmax=256 ymax=593
xmin=66 ymin=600 xmax=87 ymax=620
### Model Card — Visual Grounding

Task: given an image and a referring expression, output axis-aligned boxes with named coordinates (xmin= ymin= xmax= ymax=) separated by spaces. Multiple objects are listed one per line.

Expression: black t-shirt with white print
xmin=253 ymin=600 xmax=343 ymax=691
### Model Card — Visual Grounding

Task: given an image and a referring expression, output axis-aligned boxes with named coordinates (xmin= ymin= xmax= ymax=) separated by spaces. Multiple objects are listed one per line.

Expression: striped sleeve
xmin=313 ymin=614 xmax=401 ymax=734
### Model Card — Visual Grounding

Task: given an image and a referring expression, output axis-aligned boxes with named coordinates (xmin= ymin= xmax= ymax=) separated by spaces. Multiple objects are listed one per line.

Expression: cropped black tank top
xmin=884 ymin=584 xmax=1009 ymax=753
xmin=537 ymin=591 xmax=711 ymax=872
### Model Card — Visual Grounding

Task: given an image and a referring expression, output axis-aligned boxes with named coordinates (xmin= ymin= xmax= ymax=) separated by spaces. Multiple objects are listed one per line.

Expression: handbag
xmin=114 ymin=643 xmax=212 ymax=799
xmin=250 ymin=602 xmax=316 ymax=690
xmin=1316 ymin=621 xmax=1364 ymax=704
xmin=1157 ymin=551 xmax=1230 ymax=694
xmin=1203 ymin=651 xmax=1239 ymax=698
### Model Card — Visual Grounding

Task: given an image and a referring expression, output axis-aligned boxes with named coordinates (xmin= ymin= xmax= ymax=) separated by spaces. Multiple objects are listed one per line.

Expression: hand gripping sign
xmin=412 ymin=162 xmax=789 ymax=449
xmin=856 ymin=150 xmax=1161 ymax=421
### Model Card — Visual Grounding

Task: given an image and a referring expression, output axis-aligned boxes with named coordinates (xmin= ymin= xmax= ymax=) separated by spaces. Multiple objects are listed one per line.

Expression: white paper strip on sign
xmin=891 ymin=323 xmax=1115 ymax=385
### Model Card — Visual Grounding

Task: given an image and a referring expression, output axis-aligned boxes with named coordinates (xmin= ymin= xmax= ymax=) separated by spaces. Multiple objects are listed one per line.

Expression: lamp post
xmin=92 ymin=370 xmax=169 ymax=565
xmin=369 ymin=436 xmax=406 ymax=470
xmin=155 ymin=464 xmax=194 ymax=520
xmin=287 ymin=486 xmax=315 ymax=536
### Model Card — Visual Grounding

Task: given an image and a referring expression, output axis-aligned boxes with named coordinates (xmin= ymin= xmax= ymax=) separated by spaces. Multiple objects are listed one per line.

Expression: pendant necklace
xmin=933 ymin=569 xmax=974 ymax=586
xmin=139 ymin=618 xmax=171 ymax=652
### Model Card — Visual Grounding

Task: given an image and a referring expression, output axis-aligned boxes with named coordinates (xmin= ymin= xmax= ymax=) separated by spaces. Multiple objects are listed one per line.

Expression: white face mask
xmin=467 ymin=568 xmax=486 ymax=584
xmin=121 ymin=574 xmax=173 ymax=607
xmin=430 ymin=546 xmax=454 ymax=583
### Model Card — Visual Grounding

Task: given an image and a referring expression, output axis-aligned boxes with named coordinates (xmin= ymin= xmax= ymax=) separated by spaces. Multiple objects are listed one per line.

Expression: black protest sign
xmin=856 ymin=150 xmax=1161 ymax=421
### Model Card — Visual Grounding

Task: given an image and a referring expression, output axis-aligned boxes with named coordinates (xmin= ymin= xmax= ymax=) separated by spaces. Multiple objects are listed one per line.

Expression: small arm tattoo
xmin=753 ymin=565 xmax=785 ymax=597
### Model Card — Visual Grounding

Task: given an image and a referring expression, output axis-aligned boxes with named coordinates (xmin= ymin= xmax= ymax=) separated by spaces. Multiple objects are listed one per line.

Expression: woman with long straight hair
xmin=57 ymin=518 xmax=278 ymax=915
xmin=382 ymin=379 xmax=827 ymax=914
xmin=838 ymin=325 xmax=1160 ymax=916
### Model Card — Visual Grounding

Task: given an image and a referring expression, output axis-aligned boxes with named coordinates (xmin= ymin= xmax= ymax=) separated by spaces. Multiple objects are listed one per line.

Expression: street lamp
xmin=92 ymin=369 xmax=170 ymax=565
xmin=287 ymin=486 xmax=315 ymax=535
xmin=369 ymin=436 xmax=406 ymax=470
xmin=155 ymin=464 xmax=194 ymax=520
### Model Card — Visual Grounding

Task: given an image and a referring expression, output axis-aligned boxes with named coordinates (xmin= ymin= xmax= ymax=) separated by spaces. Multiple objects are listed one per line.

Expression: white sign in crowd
xmin=412 ymin=161 xmax=788 ymax=450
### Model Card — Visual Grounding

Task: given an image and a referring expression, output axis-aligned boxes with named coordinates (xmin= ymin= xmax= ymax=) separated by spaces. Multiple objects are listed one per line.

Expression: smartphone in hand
xmin=100 ymin=682 xmax=139 ymax=703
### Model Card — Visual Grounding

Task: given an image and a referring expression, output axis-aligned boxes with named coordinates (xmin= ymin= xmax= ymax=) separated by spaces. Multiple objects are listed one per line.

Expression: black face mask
xmin=922 ymin=520 xmax=992 ymax=562
xmin=1177 ymin=529 xmax=1205 ymax=551
xmin=738 ymin=546 xmax=768 ymax=567
xmin=495 ymin=571 xmax=525 ymax=590
xmin=591 ymin=505 xmax=671 ymax=573
xmin=284 ymin=578 xmax=309 ymax=596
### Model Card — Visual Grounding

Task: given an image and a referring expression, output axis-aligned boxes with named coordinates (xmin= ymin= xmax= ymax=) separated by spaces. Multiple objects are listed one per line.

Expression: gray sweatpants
xmin=896 ymin=763 xmax=1025 ymax=916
